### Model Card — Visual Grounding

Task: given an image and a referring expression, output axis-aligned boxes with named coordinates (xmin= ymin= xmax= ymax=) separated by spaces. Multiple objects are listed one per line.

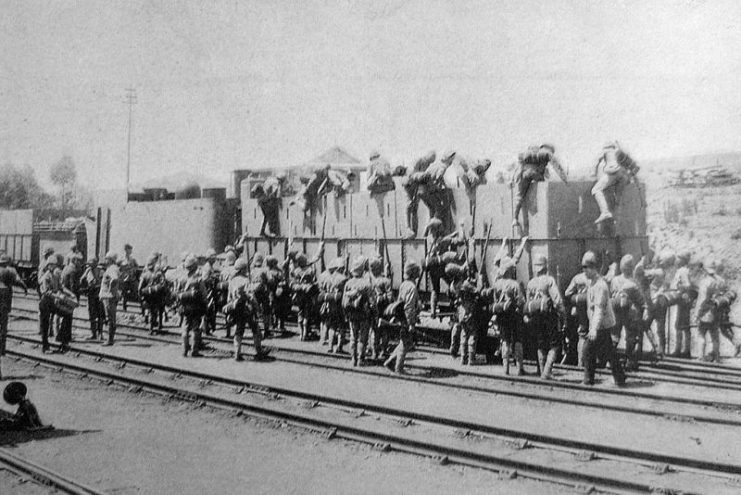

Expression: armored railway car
xmin=240 ymin=177 xmax=648 ymax=295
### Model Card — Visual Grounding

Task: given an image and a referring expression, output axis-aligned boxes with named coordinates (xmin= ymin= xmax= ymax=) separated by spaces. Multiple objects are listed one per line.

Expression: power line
xmin=124 ymin=88 xmax=138 ymax=195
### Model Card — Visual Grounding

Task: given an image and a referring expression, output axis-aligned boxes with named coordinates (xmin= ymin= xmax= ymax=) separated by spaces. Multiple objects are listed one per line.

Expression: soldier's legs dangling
xmin=591 ymin=174 xmax=615 ymax=223
xmin=513 ymin=169 xmax=535 ymax=227
xmin=405 ymin=193 xmax=419 ymax=237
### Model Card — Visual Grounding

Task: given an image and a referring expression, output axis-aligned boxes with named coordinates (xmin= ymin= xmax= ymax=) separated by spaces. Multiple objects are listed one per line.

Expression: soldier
xmin=402 ymin=151 xmax=436 ymax=238
xmin=37 ymin=247 xmax=55 ymax=297
xmin=176 ymin=255 xmax=206 ymax=357
xmin=99 ymin=251 xmax=120 ymax=347
xmin=119 ymin=243 xmax=139 ymax=313
xmin=199 ymin=249 xmax=220 ymax=335
xmin=226 ymin=258 xmax=267 ymax=361
xmin=0 ymin=255 xmax=28 ymax=378
xmin=563 ymin=269 xmax=589 ymax=366
xmin=369 ymin=257 xmax=393 ymax=361
xmin=511 ymin=143 xmax=567 ymax=228
xmin=695 ymin=258 xmax=727 ymax=362
xmin=219 ymin=250 xmax=237 ymax=337
xmin=139 ymin=254 xmax=167 ymax=335
xmin=79 ymin=257 xmax=104 ymax=340
xmin=423 ymin=218 xmax=465 ymax=318
xmin=58 ymin=255 xmax=81 ymax=352
xmin=490 ymin=256 xmax=525 ymax=375
xmin=293 ymin=165 xmax=352 ymax=214
xmin=290 ymin=243 xmax=324 ymax=341
xmin=592 ymin=141 xmax=640 ymax=224
xmin=249 ymin=252 xmax=272 ymax=338
xmin=421 ymin=149 xmax=455 ymax=231
xmin=342 ymin=256 xmax=374 ymax=367
xmin=610 ymin=255 xmax=647 ymax=370
xmin=640 ymin=249 xmax=675 ymax=356
xmin=64 ymin=243 xmax=80 ymax=266
xmin=254 ymin=172 xmax=287 ymax=237
xmin=669 ymin=250 xmax=697 ymax=358
xmin=265 ymin=254 xmax=289 ymax=335
xmin=367 ymin=150 xmax=395 ymax=195
xmin=383 ymin=261 xmax=422 ymax=374
xmin=582 ymin=251 xmax=626 ymax=386
xmin=37 ymin=258 xmax=59 ymax=353
xmin=448 ymin=263 xmax=483 ymax=366
xmin=525 ymin=253 xmax=566 ymax=380
xmin=324 ymin=257 xmax=348 ymax=354
xmin=317 ymin=258 xmax=339 ymax=346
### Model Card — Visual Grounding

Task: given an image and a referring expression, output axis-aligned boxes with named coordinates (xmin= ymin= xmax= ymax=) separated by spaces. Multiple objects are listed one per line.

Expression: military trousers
xmin=102 ymin=298 xmax=118 ymax=345
xmin=348 ymin=319 xmax=370 ymax=365
xmin=583 ymin=327 xmax=625 ymax=385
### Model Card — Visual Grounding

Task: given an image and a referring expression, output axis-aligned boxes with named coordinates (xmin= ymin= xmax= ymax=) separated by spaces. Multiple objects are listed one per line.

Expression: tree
xmin=0 ymin=163 xmax=55 ymax=209
xmin=49 ymin=155 xmax=77 ymax=211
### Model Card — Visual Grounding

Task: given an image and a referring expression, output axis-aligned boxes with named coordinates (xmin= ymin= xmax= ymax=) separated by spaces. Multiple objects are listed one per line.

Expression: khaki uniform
xmin=99 ymin=264 xmax=120 ymax=345
xmin=228 ymin=273 xmax=263 ymax=360
xmin=342 ymin=275 xmax=374 ymax=366
xmin=584 ymin=276 xmax=625 ymax=385
xmin=610 ymin=274 xmax=646 ymax=368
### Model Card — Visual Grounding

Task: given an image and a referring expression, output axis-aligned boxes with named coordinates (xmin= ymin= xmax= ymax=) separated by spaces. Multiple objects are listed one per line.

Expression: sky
xmin=1 ymin=0 xmax=740 ymax=190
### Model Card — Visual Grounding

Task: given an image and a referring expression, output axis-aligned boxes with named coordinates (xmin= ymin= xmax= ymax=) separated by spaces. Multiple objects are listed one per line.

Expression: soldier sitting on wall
xmin=401 ymin=151 xmax=436 ymax=238
xmin=367 ymin=150 xmax=396 ymax=195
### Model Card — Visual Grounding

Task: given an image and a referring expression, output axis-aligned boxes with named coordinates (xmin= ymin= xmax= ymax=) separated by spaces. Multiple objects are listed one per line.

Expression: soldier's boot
xmin=459 ymin=335 xmax=468 ymax=365
xmin=394 ymin=349 xmax=407 ymax=374
xmin=430 ymin=292 xmax=438 ymax=318
xmin=593 ymin=190 xmax=613 ymax=223
xmin=327 ymin=329 xmax=337 ymax=353
xmin=536 ymin=349 xmax=546 ymax=376
xmin=449 ymin=323 xmax=460 ymax=358
xmin=182 ymin=334 xmax=190 ymax=357
xmin=357 ymin=342 xmax=366 ymax=367
xmin=501 ymin=341 xmax=511 ymax=375
xmin=514 ymin=343 xmax=524 ymax=376
xmin=468 ymin=340 xmax=476 ymax=366
xmin=541 ymin=348 xmax=558 ymax=380
xmin=320 ymin=322 xmax=328 ymax=345
xmin=234 ymin=335 xmax=244 ymax=361
xmin=191 ymin=329 xmax=203 ymax=357
xmin=383 ymin=354 xmax=396 ymax=372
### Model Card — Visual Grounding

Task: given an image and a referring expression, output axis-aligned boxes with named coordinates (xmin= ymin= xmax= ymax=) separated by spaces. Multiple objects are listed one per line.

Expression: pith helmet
xmin=146 ymin=254 xmax=158 ymax=266
xmin=532 ymin=253 xmax=548 ymax=269
xmin=265 ymin=255 xmax=279 ymax=268
xmin=581 ymin=251 xmax=598 ymax=268
xmin=295 ymin=253 xmax=308 ymax=268
xmin=234 ymin=258 xmax=249 ymax=273
xmin=677 ymin=250 xmax=691 ymax=265
xmin=619 ymin=254 xmax=634 ymax=274
xmin=350 ymin=255 xmax=367 ymax=276
xmin=704 ymin=257 xmax=718 ymax=274
xmin=658 ymin=250 xmax=676 ymax=267
xmin=184 ymin=255 xmax=198 ymax=270
xmin=105 ymin=251 xmax=118 ymax=263
xmin=499 ymin=256 xmax=516 ymax=275
xmin=368 ymin=257 xmax=383 ymax=274
xmin=252 ymin=252 xmax=265 ymax=267
xmin=404 ymin=260 xmax=421 ymax=279
xmin=424 ymin=218 xmax=443 ymax=237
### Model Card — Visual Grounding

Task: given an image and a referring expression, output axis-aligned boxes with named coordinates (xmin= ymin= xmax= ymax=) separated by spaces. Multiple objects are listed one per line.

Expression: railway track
xmin=5 ymin=338 xmax=741 ymax=495
xmin=0 ymin=447 xmax=106 ymax=495
xmin=10 ymin=305 xmax=741 ymax=425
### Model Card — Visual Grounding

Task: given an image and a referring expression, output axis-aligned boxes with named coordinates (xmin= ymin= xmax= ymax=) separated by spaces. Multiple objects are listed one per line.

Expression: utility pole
xmin=124 ymin=88 xmax=137 ymax=196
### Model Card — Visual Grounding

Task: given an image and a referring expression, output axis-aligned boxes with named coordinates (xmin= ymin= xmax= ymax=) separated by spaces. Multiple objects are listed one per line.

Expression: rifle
xmin=478 ymin=220 xmax=494 ymax=285
xmin=380 ymin=213 xmax=392 ymax=281
xmin=319 ymin=194 xmax=328 ymax=272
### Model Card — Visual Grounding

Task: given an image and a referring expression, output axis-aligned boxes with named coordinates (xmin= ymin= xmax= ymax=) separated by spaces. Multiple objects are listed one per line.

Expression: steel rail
xmin=10 ymin=306 xmax=741 ymax=414
xmin=0 ymin=447 xmax=107 ymax=495
xmin=4 ymin=344 xmax=737 ymax=495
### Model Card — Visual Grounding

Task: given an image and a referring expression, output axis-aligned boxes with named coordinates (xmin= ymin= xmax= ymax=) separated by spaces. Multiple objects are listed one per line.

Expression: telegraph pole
xmin=124 ymin=88 xmax=137 ymax=195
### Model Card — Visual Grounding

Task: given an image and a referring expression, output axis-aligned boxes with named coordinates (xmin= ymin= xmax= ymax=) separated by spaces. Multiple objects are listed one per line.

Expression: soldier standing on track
xmin=384 ymin=261 xmax=421 ymax=374
xmin=176 ymin=255 xmax=206 ymax=358
xmin=369 ymin=257 xmax=393 ymax=361
xmin=317 ymin=258 xmax=339 ymax=346
xmin=199 ymin=249 xmax=219 ymax=336
xmin=0 ymin=255 xmax=28 ymax=378
xmin=249 ymin=252 xmax=272 ymax=339
xmin=669 ymin=250 xmax=697 ymax=358
xmin=582 ymin=251 xmax=626 ymax=386
xmin=219 ymin=250 xmax=237 ymax=338
xmin=640 ymin=250 xmax=675 ymax=357
xmin=525 ymin=253 xmax=566 ymax=380
xmin=402 ymin=151 xmax=436 ymax=238
xmin=323 ymin=257 xmax=348 ymax=354
xmin=119 ymin=243 xmax=139 ymax=313
xmin=290 ymin=243 xmax=324 ymax=341
xmin=490 ymin=256 xmax=525 ymax=375
xmin=609 ymin=255 xmax=647 ymax=370
xmin=342 ymin=256 xmax=374 ymax=367
xmin=139 ymin=254 xmax=167 ymax=335
xmin=99 ymin=252 xmax=120 ymax=347
xmin=227 ymin=258 xmax=268 ymax=361
xmin=591 ymin=141 xmax=640 ymax=224
xmin=58 ymin=255 xmax=81 ymax=352
xmin=265 ymin=255 xmax=288 ymax=336
xmin=38 ymin=258 xmax=59 ymax=353
xmin=564 ymin=269 xmax=589 ymax=366
xmin=696 ymin=258 xmax=727 ymax=362
xmin=449 ymin=264 xmax=483 ymax=366
xmin=80 ymin=257 xmax=104 ymax=340
xmin=511 ymin=144 xmax=568 ymax=229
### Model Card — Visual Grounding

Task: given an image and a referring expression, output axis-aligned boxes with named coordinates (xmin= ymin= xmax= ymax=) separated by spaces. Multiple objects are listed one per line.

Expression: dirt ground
xmin=0 ymin=359 xmax=570 ymax=495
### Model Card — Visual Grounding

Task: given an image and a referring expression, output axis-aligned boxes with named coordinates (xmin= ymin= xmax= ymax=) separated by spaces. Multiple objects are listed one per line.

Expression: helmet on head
xmin=350 ymin=256 xmax=367 ymax=277
xmin=3 ymin=381 xmax=27 ymax=405
xmin=275 ymin=171 xmax=287 ymax=181
xmin=619 ymin=254 xmax=635 ymax=275
xmin=368 ymin=257 xmax=383 ymax=275
xmin=295 ymin=253 xmax=308 ymax=268
xmin=369 ymin=150 xmax=380 ymax=160
xmin=124 ymin=243 xmax=133 ymax=251
xmin=404 ymin=260 xmax=421 ymax=279
xmin=184 ymin=255 xmax=198 ymax=270
xmin=146 ymin=254 xmax=158 ymax=267
xmin=540 ymin=143 xmax=556 ymax=153
xmin=87 ymin=256 xmax=99 ymax=267
xmin=105 ymin=251 xmax=118 ymax=263
xmin=499 ymin=256 xmax=516 ymax=276
xmin=444 ymin=263 xmax=465 ymax=281
xmin=677 ymin=250 xmax=691 ymax=265
xmin=532 ymin=253 xmax=548 ymax=271
xmin=658 ymin=250 xmax=676 ymax=267
xmin=225 ymin=251 xmax=236 ymax=264
xmin=43 ymin=247 xmax=55 ymax=258
xmin=581 ymin=251 xmax=598 ymax=269
xmin=205 ymin=248 xmax=216 ymax=259
xmin=234 ymin=258 xmax=248 ymax=273
xmin=0 ymin=254 xmax=9 ymax=265
xmin=252 ymin=252 xmax=264 ymax=267
xmin=265 ymin=255 xmax=278 ymax=268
